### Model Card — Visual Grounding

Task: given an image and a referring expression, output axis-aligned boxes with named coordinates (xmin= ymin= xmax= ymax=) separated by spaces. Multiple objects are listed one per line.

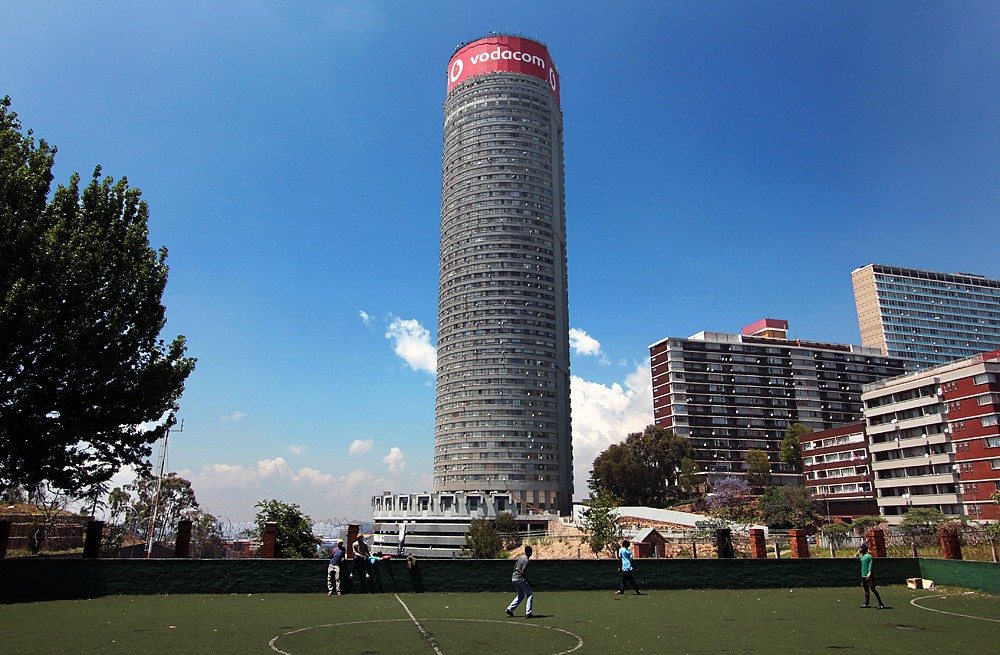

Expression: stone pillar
xmin=716 ymin=528 xmax=734 ymax=559
xmin=174 ymin=519 xmax=193 ymax=558
xmin=749 ymin=528 xmax=767 ymax=559
xmin=262 ymin=522 xmax=278 ymax=558
xmin=865 ymin=529 xmax=886 ymax=558
xmin=788 ymin=529 xmax=809 ymax=558
xmin=940 ymin=530 xmax=963 ymax=560
xmin=83 ymin=520 xmax=104 ymax=559
xmin=0 ymin=519 xmax=11 ymax=559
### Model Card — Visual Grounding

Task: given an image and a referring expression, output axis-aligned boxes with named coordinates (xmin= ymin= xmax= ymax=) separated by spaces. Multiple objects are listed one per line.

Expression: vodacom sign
xmin=446 ymin=36 xmax=560 ymax=104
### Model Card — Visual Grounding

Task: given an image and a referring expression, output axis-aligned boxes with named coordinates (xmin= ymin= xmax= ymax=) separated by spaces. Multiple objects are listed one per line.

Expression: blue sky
xmin=4 ymin=2 xmax=998 ymax=521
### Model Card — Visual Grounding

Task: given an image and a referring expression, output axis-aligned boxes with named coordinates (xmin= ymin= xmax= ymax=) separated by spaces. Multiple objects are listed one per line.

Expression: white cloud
xmin=219 ymin=411 xmax=246 ymax=422
xmin=385 ymin=317 xmax=437 ymax=374
xmin=349 ymin=438 xmax=374 ymax=454
xmin=383 ymin=447 xmax=406 ymax=473
xmin=359 ymin=309 xmax=372 ymax=325
xmin=569 ymin=327 xmax=604 ymax=357
xmin=570 ymin=360 xmax=653 ymax=499
xmin=288 ymin=445 xmax=306 ymax=455
xmin=257 ymin=457 xmax=292 ymax=478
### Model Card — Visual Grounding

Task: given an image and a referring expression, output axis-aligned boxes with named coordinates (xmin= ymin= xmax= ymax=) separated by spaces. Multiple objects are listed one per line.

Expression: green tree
xmin=464 ymin=517 xmax=503 ymax=558
xmin=821 ymin=522 xmax=853 ymax=556
xmin=252 ymin=499 xmax=320 ymax=558
xmin=107 ymin=473 xmax=199 ymax=544
xmin=678 ymin=457 xmax=700 ymax=496
xmin=781 ymin=423 xmax=811 ymax=473
xmin=898 ymin=507 xmax=947 ymax=536
xmin=850 ymin=515 xmax=888 ymax=536
xmin=759 ymin=485 xmax=818 ymax=529
xmin=581 ymin=489 xmax=623 ymax=556
xmin=745 ymin=449 xmax=772 ymax=487
xmin=589 ymin=425 xmax=692 ymax=505
xmin=0 ymin=97 xmax=196 ymax=496
xmin=191 ymin=512 xmax=226 ymax=558
xmin=494 ymin=511 xmax=521 ymax=550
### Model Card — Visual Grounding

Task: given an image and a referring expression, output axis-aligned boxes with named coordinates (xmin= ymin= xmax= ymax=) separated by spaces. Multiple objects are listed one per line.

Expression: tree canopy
xmin=781 ymin=423 xmax=811 ymax=473
xmin=582 ymin=489 xmax=623 ymax=556
xmin=745 ymin=449 xmax=772 ymax=487
xmin=464 ymin=517 xmax=504 ymax=558
xmin=0 ymin=96 xmax=196 ymax=496
xmin=253 ymin=499 xmax=320 ymax=558
xmin=759 ymin=485 xmax=818 ymax=529
xmin=589 ymin=424 xmax=692 ymax=505
xmin=705 ymin=477 xmax=756 ymax=527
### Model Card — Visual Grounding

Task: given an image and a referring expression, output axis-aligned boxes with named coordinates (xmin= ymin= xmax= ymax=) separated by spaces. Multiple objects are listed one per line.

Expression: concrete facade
xmin=852 ymin=264 xmax=1000 ymax=369
xmin=434 ymin=36 xmax=572 ymax=514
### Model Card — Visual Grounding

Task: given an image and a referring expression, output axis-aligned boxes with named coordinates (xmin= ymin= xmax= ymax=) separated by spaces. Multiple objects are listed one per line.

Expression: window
xmin=973 ymin=373 xmax=994 ymax=385
xmin=992 ymin=459 xmax=1000 ymax=471
xmin=982 ymin=415 xmax=999 ymax=427
xmin=986 ymin=436 xmax=1000 ymax=448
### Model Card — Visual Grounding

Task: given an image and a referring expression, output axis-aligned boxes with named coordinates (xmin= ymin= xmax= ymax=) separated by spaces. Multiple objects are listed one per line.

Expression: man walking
xmin=615 ymin=539 xmax=642 ymax=595
xmin=505 ymin=545 xmax=534 ymax=618
xmin=327 ymin=539 xmax=346 ymax=596
xmin=857 ymin=543 xmax=885 ymax=609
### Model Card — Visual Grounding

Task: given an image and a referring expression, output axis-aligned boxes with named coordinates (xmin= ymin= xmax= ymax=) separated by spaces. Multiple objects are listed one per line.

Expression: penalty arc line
xmin=910 ymin=594 xmax=1000 ymax=623
xmin=396 ymin=593 xmax=445 ymax=655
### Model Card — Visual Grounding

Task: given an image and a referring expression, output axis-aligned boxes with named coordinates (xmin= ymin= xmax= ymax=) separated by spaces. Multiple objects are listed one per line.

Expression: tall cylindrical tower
xmin=434 ymin=35 xmax=572 ymax=515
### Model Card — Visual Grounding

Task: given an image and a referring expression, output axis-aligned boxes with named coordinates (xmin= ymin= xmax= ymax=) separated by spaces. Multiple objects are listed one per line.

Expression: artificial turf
xmin=2 ymin=586 xmax=997 ymax=654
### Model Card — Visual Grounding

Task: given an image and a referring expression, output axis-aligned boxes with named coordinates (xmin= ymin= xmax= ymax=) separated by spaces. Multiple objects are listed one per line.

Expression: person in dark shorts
xmin=615 ymin=539 xmax=642 ymax=595
xmin=857 ymin=543 xmax=885 ymax=609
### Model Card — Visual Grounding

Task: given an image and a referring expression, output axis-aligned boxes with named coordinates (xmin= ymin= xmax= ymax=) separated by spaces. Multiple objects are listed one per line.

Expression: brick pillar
xmin=788 ymin=529 xmax=809 ymax=559
xmin=749 ymin=528 xmax=767 ymax=559
xmin=174 ymin=519 xmax=193 ymax=558
xmin=0 ymin=520 xmax=10 ymax=559
xmin=83 ymin=520 xmax=104 ymax=559
xmin=865 ymin=529 xmax=886 ymax=558
xmin=940 ymin=530 xmax=963 ymax=560
xmin=262 ymin=522 xmax=278 ymax=558
xmin=716 ymin=528 xmax=735 ymax=558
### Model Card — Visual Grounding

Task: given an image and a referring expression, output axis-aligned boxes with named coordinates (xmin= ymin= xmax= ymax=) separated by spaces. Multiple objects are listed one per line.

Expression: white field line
xmin=910 ymin=594 xmax=1000 ymax=623
xmin=267 ymin=616 xmax=584 ymax=655
xmin=395 ymin=593 xmax=445 ymax=655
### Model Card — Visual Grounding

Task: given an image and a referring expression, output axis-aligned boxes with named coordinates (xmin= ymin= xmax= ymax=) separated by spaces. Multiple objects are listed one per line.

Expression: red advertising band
xmin=447 ymin=36 xmax=560 ymax=104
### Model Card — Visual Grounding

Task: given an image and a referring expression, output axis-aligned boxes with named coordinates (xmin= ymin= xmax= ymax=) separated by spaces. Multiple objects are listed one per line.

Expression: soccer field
xmin=3 ymin=587 xmax=997 ymax=654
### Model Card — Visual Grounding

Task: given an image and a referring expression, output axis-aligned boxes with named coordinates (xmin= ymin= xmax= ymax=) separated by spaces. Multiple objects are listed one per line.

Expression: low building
xmin=370 ymin=491 xmax=556 ymax=558
xmin=801 ymin=422 xmax=878 ymax=519
xmin=862 ymin=349 xmax=1000 ymax=523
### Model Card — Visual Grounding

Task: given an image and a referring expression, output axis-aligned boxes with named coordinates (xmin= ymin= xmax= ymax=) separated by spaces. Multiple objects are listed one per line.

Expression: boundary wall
xmin=918 ymin=559 xmax=1000 ymax=594
xmin=1 ymin=557 xmax=922 ymax=603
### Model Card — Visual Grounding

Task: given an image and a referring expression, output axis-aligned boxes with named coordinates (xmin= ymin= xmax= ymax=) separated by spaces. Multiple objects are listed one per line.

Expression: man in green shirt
xmin=857 ymin=543 xmax=885 ymax=609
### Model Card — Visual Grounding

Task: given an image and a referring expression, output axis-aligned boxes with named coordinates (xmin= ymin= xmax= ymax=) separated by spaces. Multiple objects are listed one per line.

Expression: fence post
xmin=262 ymin=522 xmax=278 ymax=558
xmin=788 ymin=529 xmax=810 ymax=558
xmin=865 ymin=529 xmax=887 ymax=558
xmin=749 ymin=528 xmax=766 ymax=559
xmin=940 ymin=529 xmax=962 ymax=560
xmin=174 ymin=519 xmax=193 ymax=558
xmin=715 ymin=528 xmax=734 ymax=558
xmin=0 ymin=519 xmax=10 ymax=559
xmin=83 ymin=520 xmax=104 ymax=559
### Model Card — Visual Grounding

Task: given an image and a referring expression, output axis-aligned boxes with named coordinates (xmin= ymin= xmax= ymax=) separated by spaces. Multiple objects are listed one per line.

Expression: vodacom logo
xmin=449 ymin=58 xmax=464 ymax=83
xmin=548 ymin=67 xmax=557 ymax=92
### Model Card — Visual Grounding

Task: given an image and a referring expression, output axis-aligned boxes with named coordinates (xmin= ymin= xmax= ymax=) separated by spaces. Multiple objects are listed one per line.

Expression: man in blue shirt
xmin=615 ymin=540 xmax=642 ymax=595
xmin=327 ymin=539 xmax=346 ymax=596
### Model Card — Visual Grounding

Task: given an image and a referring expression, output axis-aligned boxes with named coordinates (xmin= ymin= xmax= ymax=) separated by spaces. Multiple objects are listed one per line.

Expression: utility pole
xmin=146 ymin=418 xmax=183 ymax=558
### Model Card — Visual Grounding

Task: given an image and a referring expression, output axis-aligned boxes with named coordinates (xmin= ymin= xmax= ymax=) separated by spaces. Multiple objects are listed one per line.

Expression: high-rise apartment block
xmin=650 ymin=319 xmax=910 ymax=485
xmin=852 ymin=264 xmax=1000 ymax=369
xmin=433 ymin=35 xmax=572 ymax=514
xmin=862 ymin=349 xmax=1000 ymax=524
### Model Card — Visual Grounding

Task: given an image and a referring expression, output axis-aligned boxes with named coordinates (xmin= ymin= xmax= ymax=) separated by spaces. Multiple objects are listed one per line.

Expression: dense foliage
xmin=781 ymin=423 xmax=811 ymax=473
xmin=252 ymin=499 xmax=320 ymax=558
xmin=582 ymin=489 xmax=623 ymax=556
xmin=589 ymin=425 xmax=692 ymax=505
xmin=0 ymin=97 xmax=196 ymax=496
xmin=464 ymin=517 xmax=503 ymax=558
xmin=758 ymin=485 xmax=818 ymax=529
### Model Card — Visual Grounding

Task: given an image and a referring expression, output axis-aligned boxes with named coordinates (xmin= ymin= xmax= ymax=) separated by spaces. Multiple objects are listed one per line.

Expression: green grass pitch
xmin=3 ymin=587 xmax=997 ymax=654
